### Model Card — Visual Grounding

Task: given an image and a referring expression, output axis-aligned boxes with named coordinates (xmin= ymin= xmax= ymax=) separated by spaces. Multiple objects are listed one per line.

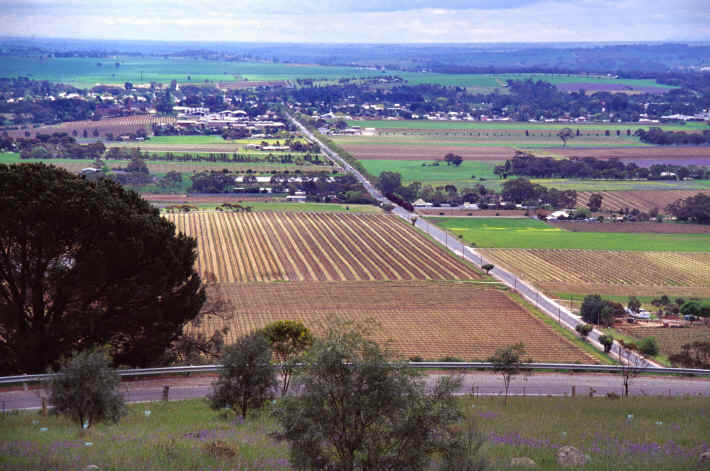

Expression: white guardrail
xmin=1 ymin=362 xmax=710 ymax=385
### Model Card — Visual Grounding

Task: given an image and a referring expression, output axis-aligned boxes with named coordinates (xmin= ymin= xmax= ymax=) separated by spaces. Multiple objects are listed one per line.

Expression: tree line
xmin=636 ymin=127 xmax=710 ymax=146
xmin=494 ymin=151 xmax=710 ymax=181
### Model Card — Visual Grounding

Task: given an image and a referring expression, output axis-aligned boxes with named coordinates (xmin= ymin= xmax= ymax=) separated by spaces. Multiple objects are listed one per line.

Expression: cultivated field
xmin=190 ymin=281 xmax=595 ymax=362
xmin=165 ymin=212 xmax=479 ymax=282
xmin=480 ymin=248 xmax=710 ymax=297
xmin=430 ymin=217 xmax=710 ymax=251
xmin=4 ymin=114 xmax=175 ymax=138
xmin=347 ymin=120 xmax=703 ymax=132
xmin=615 ymin=325 xmax=710 ymax=358
xmin=576 ymin=190 xmax=710 ymax=213
xmin=550 ymin=221 xmax=710 ymax=234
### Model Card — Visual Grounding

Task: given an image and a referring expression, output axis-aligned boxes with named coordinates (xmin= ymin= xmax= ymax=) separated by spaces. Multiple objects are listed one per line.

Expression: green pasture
xmin=0 ymin=56 xmax=683 ymax=91
xmin=530 ymin=178 xmax=710 ymax=192
xmin=360 ymin=159 xmax=502 ymax=184
xmin=1 ymin=396 xmax=707 ymax=470
xmin=159 ymin=202 xmax=381 ymax=213
xmin=146 ymin=135 xmax=228 ymax=145
xmin=429 ymin=217 xmax=710 ymax=251
xmin=0 ymin=56 xmax=387 ymax=86
xmin=349 ymin=120 xmax=707 ymax=132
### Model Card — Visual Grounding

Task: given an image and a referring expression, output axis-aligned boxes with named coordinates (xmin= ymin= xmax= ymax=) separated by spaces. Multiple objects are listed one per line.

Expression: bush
xmin=49 ymin=350 xmax=125 ymax=428
xmin=575 ymin=323 xmax=593 ymax=339
xmin=598 ymin=334 xmax=614 ymax=353
xmin=208 ymin=332 xmax=277 ymax=418
xmin=274 ymin=320 xmax=484 ymax=470
xmin=638 ymin=337 xmax=659 ymax=356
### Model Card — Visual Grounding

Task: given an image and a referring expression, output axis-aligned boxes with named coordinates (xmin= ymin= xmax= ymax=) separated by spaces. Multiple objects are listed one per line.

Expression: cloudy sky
xmin=1 ymin=0 xmax=708 ymax=43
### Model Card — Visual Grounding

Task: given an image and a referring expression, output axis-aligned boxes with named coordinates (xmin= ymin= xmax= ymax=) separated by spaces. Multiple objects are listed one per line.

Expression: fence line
xmin=2 ymin=362 xmax=709 ymax=385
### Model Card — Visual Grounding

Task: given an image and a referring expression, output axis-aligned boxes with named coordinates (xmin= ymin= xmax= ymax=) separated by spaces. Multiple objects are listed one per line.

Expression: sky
xmin=0 ymin=0 xmax=709 ymax=43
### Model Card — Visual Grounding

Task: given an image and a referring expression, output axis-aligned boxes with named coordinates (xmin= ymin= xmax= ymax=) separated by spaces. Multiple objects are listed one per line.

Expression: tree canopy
xmin=0 ymin=163 xmax=205 ymax=374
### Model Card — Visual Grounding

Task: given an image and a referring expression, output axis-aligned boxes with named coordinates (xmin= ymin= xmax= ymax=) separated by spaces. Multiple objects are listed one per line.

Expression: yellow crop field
xmin=165 ymin=212 xmax=479 ymax=282
xmin=189 ymin=281 xmax=596 ymax=363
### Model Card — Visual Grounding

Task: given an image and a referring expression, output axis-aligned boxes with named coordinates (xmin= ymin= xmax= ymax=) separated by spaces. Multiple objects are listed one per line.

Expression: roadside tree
xmin=49 ymin=350 xmax=125 ymax=428
xmin=208 ymin=332 xmax=277 ymax=419
xmin=261 ymin=320 xmax=314 ymax=396
xmin=275 ymin=320 xmax=484 ymax=470
xmin=487 ymin=343 xmax=528 ymax=404
xmin=0 ymin=163 xmax=205 ymax=374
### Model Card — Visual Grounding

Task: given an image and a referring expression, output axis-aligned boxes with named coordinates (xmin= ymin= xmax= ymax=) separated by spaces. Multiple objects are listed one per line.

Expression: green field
xmin=0 ymin=56 xmax=682 ymax=91
xmin=349 ymin=120 xmax=707 ymax=132
xmin=360 ymin=159 xmax=502 ymax=184
xmin=146 ymin=135 xmax=229 ymax=145
xmin=1 ymin=396 xmax=706 ymax=470
xmin=429 ymin=217 xmax=710 ymax=251
xmin=159 ymin=202 xmax=382 ymax=213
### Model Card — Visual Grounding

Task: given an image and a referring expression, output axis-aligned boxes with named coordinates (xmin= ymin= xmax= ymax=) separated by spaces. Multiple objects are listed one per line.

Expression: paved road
xmin=3 ymin=372 xmax=707 ymax=410
xmin=288 ymin=112 xmax=656 ymax=367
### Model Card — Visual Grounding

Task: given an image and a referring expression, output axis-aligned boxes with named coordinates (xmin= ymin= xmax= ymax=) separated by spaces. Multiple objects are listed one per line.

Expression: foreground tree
xmin=49 ymin=350 xmax=125 ymax=428
xmin=275 ymin=320 xmax=484 ymax=470
xmin=209 ymin=332 xmax=276 ymax=419
xmin=261 ymin=320 xmax=313 ymax=396
xmin=0 ymin=163 xmax=205 ymax=374
xmin=487 ymin=343 xmax=528 ymax=404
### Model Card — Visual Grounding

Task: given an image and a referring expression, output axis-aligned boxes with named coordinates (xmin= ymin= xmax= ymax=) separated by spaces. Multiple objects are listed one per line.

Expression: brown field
xmin=4 ymin=115 xmax=176 ymax=139
xmin=555 ymin=146 xmax=710 ymax=161
xmin=188 ymin=281 xmax=596 ymax=363
xmin=615 ymin=325 xmax=710 ymax=358
xmin=576 ymin=190 xmax=710 ymax=213
xmin=165 ymin=212 xmax=480 ymax=282
xmin=22 ymin=160 xmax=317 ymax=174
xmin=479 ymin=248 xmax=710 ymax=298
xmin=337 ymin=143 xmax=516 ymax=161
xmin=550 ymin=221 xmax=710 ymax=234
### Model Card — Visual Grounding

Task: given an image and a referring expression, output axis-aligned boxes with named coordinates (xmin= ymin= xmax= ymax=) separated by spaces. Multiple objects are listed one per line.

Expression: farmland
xmin=190 ymin=281 xmax=595 ymax=362
xmin=479 ymin=248 xmax=710 ymax=298
xmin=0 ymin=152 xmax=323 ymax=174
xmin=4 ymin=114 xmax=175 ymax=138
xmin=359 ymin=159 xmax=502 ymax=184
xmin=615 ymin=325 xmax=710 ymax=358
xmin=576 ymin=190 xmax=710 ymax=213
xmin=550 ymin=221 xmax=710 ymax=234
xmin=429 ymin=217 xmax=710 ymax=251
xmin=347 ymin=120 xmax=705 ymax=132
xmin=158 ymin=202 xmax=382 ymax=214
xmin=165 ymin=212 xmax=480 ymax=282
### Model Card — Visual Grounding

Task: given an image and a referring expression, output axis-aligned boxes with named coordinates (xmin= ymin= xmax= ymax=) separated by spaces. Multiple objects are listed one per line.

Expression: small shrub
xmin=48 ymin=350 xmax=125 ymax=428
xmin=598 ymin=334 xmax=614 ymax=353
xmin=638 ymin=337 xmax=659 ymax=356
xmin=575 ymin=323 xmax=593 ymax=339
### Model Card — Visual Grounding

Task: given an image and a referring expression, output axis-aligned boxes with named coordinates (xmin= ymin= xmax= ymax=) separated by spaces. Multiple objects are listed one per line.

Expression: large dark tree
xmin=0 ymin=163 xmax=205 ymax=374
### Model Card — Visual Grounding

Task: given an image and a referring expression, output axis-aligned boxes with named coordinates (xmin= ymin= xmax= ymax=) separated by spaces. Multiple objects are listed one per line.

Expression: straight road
xmin=3 ymin=372 xmax=707 ymax=411
xmin=288 ymin=112 xmax=657 ymax=367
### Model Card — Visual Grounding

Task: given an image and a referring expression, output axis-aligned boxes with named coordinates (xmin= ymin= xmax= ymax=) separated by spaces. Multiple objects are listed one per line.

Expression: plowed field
xmin=480 ymin=249 xmax=710 ymax=297
xmin=165 ymin=212 xmax=479 ymax=282
xmin=188 ymin=281 xmax=596 ymax=363
xmin=576 ymin=190 xmax=710 ymax=213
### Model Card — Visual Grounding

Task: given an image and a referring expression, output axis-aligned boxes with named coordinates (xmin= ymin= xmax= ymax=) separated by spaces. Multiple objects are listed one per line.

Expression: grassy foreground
xmin=429 ymin=217 xmax=710 ymax=251
xmin=1 ymin=396 xmax=707 ymax=470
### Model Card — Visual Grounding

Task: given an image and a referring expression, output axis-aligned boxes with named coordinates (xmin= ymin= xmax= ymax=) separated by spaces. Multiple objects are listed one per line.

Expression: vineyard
xmin=615 ymin=325 xmax=710 ymax=358
xmin=479 ymin=248 xmax=710 ymax=297
xmin=165 ymin=212 xmax=480 ymax=282
xmin=5 ymin=114 xmax=175 ymax=138
xmin=576 ymin=190 xmax=710 ymax=213
xmin=188 ymin=281 xmax=596 ymax=363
